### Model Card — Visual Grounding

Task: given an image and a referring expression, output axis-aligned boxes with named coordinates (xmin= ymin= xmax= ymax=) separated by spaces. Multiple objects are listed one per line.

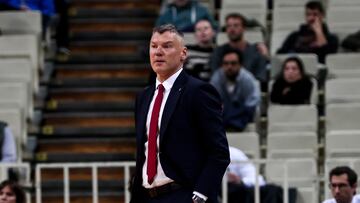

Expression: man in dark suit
xmin=130 ymin=24 xmax=230 ymax=203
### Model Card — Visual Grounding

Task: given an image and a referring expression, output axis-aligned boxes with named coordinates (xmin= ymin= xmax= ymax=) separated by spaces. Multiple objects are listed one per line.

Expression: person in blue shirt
xmin=0 ymin=121 xmax=17 ymax=163
xmin=156 ymin=0 xmax=217 ymax=32
xmin=210 ymin=47 xmax=260 ymax=131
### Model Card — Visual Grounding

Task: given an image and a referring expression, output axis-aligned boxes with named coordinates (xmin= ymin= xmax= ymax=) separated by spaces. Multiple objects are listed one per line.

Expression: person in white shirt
xmin=323 ymin=166 xmax=359 ymax=203
xmin=227 ymin=146 xmax=265 ymax=187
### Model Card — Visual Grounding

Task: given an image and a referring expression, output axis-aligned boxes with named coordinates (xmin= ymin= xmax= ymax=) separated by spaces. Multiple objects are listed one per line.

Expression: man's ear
xmin=181 ymin=47 xmax=187 ymax=62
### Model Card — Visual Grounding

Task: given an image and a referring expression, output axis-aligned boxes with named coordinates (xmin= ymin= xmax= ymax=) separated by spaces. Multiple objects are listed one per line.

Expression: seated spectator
xmin=342 ymin=30 xmax=360 ymax=52
xmin=156 ymin=0 xmax=217 ymax=32
xmin=228 ymin=146 xmax=266 ymax=187
xmin=277 ymin=1 xmax=338 ymax=64
xmin=209 ymin=13 xmax=269 ymax=82
xmin=0 ymin=180 xmax=25 ymax=203
xmin=210 ymin=48 xmax=260 ymax=131
xmin=227 ymin=146 xmax=297 ymax=203
xmin=323 ymin=166 xmax=360 ymax=203
xmin=0 ymin=121 xmax=17 ymax=162
xmin=270 ymin=56 xmax=313 ymax=105
xmin=184 ymin=19 xmax=216 ymax=81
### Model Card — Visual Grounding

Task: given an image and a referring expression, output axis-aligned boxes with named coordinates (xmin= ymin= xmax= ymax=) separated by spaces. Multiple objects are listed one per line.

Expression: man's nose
xmin=155 ymin=47 xmax=164 ymax=55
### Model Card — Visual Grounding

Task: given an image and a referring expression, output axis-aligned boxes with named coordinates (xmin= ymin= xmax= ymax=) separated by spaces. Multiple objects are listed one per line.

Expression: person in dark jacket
xmin=270 ymin=56 xmax=313 ymax=105
xmin=342 ymin=30 xmax=360 ymax=52
xmin=277 ymin=1 xmax=338 ymax=64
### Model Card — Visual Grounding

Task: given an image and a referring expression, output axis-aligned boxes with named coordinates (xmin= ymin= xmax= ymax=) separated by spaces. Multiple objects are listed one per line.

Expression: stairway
xmin=35 ymin=0 xmax=159 ymax=201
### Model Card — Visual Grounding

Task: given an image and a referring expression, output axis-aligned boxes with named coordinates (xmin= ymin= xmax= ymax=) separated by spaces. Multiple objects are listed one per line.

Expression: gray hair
xmin=152 ymin=24 xmax=185 ymax=45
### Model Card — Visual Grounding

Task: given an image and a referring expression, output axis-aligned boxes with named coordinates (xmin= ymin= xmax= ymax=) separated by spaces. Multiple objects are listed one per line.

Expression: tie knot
xmin=158 ymin=84 xmax=165 ymax=93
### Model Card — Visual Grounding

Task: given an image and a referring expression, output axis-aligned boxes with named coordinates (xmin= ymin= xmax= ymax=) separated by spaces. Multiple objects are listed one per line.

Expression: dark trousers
xmin=138 ymin=187 xmax=193 ymax=203
xmin=228 ymin=183 xmax=297 ymax=203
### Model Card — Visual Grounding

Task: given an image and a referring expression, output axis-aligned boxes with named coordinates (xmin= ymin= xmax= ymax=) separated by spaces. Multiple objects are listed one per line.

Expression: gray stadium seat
xmin=268 ymin=105 xmax=318 ymax=133
xmin=326 ymin=103 xmax=360 ymax=132
xmin=325 ymin=79 xmax=360 ymax=104
xmin=326 ymin=54 xmax=360 ymax=78
xmin=226 ymin=132 xmax=260 ymax=159
xmin=267 ymin=132 xmax=318 ymax=159
xmin=0 ymin=35 xmax=40 ymax=93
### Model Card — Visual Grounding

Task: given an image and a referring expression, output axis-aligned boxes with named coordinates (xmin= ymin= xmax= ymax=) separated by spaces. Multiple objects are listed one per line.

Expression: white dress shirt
xmin=142 ymin=68 xmax=182 ymax=188
xmin=228 ymin=146 xmax=266 ymax=187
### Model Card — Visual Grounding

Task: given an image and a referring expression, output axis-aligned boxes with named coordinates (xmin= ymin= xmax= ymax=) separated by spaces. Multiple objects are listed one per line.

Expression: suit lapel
xmin=159 ymin=71 xmax=188 ymax=143
xmin=139 ymin=84 xmax=155 ymax=144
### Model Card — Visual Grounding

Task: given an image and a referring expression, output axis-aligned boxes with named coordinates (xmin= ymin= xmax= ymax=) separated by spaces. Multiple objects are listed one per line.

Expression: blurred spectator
xmin=342 ymin=30 xmax=360 ymax=52
xmin=228 ymin=146 xmax=265 ymax=187
xmin=54 ymin=0 xmax=70 ymax=55
xmin=184 ymin=19 xmax=216 ymax=81
xmin=323 ymin=166 xmax=360 ymax=203
xmin=0 ymin=121 xmax=17 ymax=162
xmin=270 ymin=56 xmax=313 ymax=105
xmin=20 ymin=0 xmax=55 ymax=38
xmin=156 ymin=0 xmax=217 ymax=32
xmin=209 ymin=13 xmax=268 ymax=82
xmin=277 ymin=1 xmax=338 ymax=64
xmin=0 ymin=0 xmax=18 ymax=10
xmin=210 ymin=47 xmax=260 ymax=131
xmin=0 ymin=180 xmax=25 ymax=203
xmin=227 ymin=146 xmax=296 ymax=203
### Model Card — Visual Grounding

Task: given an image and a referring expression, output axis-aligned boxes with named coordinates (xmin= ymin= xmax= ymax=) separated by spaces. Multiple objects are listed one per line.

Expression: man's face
xmin=149 ymin=31 xmax=187 ymax=81
xmin=225 ymin=17 xmax=245 ymax=42
xmin=222 ymin=53 xmax=241 ymax=81
xmin=330 ymin=174 xmax=356 ymax=203
xmin=305 ymin=8 xmax=323 ymax=25
xmin=195 ymin=20 xmax=215 ymax=45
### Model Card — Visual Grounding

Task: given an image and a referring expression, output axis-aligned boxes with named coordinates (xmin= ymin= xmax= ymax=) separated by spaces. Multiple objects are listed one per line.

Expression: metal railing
xmin=35 ymin=162 xmax=136 ymax=203
xmin=35 ymin=159 xmax=319 ymax=203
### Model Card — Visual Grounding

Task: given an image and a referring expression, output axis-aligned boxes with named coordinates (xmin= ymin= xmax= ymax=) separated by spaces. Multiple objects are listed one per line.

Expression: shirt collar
xmin=155 ymin=67 xmax=183 ymax=91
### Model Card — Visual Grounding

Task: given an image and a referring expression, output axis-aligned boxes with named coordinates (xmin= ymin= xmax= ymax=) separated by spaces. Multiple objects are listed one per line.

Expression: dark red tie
xmin=147 ymin=84 xmax=165 ymax=184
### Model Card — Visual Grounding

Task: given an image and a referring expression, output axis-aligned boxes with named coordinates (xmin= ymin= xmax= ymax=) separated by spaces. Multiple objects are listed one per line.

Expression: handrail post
xmin=64 ymin=166 xmax=70 ymax=203
xmin=92 ymin=165 xmax=98 ymax=203
xmin=124 ymin=164 xmax=131 ymax=203
xmin=36 ymin=166 xmax=41 ymax=203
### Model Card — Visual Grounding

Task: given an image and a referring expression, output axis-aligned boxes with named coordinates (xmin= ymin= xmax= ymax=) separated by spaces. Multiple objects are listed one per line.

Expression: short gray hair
xmin=153 ymin=24 xmax=184 ymax=38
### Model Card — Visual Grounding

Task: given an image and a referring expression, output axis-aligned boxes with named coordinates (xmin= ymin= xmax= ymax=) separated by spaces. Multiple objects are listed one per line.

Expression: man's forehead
xmin=331 ymin=174 xmax=349 ymax=182
xmin=306 ymin=8 xmax=322 ymax=14
xmin=151 ymin=32 xmax=181 ymax=43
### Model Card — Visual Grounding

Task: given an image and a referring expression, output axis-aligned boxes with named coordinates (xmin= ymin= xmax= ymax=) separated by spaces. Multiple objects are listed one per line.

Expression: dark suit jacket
xmin=131 ymin=70 xmax=230 ymax=203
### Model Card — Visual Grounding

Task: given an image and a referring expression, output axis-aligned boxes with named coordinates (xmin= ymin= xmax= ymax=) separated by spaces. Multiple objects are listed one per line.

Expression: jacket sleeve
xmin=192 ymin=83 xmax=230 ymax=199
xmin=341 ymin=30 xmax=360 ymax=51
xmin=277 ymin=32 xmax=298 ymax=54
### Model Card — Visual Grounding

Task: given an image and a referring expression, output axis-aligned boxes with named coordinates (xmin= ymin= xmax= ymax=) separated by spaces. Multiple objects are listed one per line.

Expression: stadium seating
xmin=265 ymin=158 xmax=318 ymax=203
xmin=226 ymin=132 xmax=260 ymax=159
xmin=267 ymin=131 xmax=318 ymax=159
xmin=268 ymin=105 xmax=318 ymax=133
xmin=326 ymin=53 xmax=360 ymax=79
xmin=325 ymin=79 xmax=360 ymax=104
xmin=0 ymin=35 xmax=41 ymax=93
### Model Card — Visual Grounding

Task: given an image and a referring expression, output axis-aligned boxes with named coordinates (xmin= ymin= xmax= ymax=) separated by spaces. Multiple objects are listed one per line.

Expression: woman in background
xmin=0 ymin=180 xmax=25 ymax=203
xmin=270 ymin=56 xmax=313 ymax=104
